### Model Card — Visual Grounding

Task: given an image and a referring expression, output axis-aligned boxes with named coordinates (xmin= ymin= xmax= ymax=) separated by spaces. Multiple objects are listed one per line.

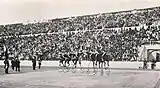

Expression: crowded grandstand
xmin=0 ymin=6 xmax=160 ymax=62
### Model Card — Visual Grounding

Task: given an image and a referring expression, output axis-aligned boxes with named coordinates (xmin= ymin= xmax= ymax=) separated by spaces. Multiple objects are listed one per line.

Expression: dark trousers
xmin=33 ymin=64 xmax=36 ymax=70
xmin=151 ymin=64 xmax=156 ymax=69
xmin=11 ymin=65 xmax=15 ymax=70
xmin=5 ymin=67 xmax=9 ymax=74
xmin=39 ymin=63 xmax=41 ymax=69
xmin=16 ymin=65 xmax=20 ymax=72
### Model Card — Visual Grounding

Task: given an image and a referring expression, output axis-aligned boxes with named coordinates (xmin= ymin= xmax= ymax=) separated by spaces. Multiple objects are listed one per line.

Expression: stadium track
xmin=0 ymin=66 xmax=160 ymax=76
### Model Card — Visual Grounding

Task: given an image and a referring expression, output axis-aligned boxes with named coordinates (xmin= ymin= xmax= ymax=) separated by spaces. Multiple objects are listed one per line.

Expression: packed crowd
xmin=0 ymin=6 xmax=160 ymax=61
xmin=0 ymin=24 xmax=160 ymax=61
xmin=0 ymin=7 xmax=160 ymax=36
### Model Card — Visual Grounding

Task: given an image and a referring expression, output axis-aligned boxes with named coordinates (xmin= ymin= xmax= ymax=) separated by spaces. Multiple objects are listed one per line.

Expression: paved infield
xmin=0 ymin=66 xmax=160 ymax=88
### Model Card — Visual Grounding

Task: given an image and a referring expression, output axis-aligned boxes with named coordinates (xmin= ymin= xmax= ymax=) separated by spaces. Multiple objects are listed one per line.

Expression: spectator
xmin=38 ymin=59 xmax=42 ymax=69
xmin=32 ymin=58 xmax=37 ymax=70
xmin=11 ymin=58 xmax=16 ymax=70
xmin=15 ymin=58 xmax=20 ymax=72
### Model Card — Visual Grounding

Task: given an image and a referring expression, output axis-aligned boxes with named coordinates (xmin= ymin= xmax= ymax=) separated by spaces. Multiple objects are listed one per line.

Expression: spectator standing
xmin=15 ymin=58 xmax=20 ymax=72
xmin=4 ymin=48 xmax=9 ymax=74
xmin=4 ymin=58 xmax=9 ymax=74
xmin=11 ymin=58 xmax=15 ymax=70
xmin=151 ymin=59 xmax=156 ymax=69
xmin=143 ymin=60 xmax=148 ymax=69
xmin=32 ymin=57 xmax=37 ymax=70
xmin=38 ymin=59 xmax=42 ymax=69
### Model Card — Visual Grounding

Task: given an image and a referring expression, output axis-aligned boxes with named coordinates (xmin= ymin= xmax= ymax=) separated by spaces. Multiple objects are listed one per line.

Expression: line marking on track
xmin=154 ymin=79 xmax=160 ymax=88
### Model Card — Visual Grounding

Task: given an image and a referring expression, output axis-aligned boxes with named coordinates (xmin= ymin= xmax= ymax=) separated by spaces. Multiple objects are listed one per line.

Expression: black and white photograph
xmin=0 ymin=0 xmax=160 ymax=88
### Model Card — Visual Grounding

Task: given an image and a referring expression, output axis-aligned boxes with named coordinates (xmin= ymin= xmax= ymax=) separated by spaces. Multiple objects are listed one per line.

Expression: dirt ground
xmin=0 ymin=66 xmax=160 ymax=88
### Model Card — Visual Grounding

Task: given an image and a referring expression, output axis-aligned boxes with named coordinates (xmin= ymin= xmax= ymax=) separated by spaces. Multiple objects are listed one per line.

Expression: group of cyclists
xmin=58 ymin=49 xmax=111 ymax=71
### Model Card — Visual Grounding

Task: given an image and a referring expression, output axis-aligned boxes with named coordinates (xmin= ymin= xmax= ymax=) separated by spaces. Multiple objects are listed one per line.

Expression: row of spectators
xmin=0 ymin=25 xmax=160 ymax=61
xmin=0 ymin=7 xmax=160 ymax=36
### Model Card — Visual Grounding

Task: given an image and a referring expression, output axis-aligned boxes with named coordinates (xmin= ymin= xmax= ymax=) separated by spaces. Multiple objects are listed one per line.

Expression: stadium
xmin=0 ymin=0 xmax=160 ymax=88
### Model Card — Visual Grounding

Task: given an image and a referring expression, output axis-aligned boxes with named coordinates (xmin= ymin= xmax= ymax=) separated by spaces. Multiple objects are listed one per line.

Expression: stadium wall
xmin=1 ymin=60 xmax=160 ymax=69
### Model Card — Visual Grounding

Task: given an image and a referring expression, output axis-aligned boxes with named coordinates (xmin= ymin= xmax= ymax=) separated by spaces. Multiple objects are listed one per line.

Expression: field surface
xmin=0 ymin=66 xmax=160 ymax=88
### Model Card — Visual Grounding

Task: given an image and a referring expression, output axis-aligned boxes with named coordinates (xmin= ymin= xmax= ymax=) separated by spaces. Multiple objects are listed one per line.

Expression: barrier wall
xmin=1 ymin=60 xmax=160 ymax=69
